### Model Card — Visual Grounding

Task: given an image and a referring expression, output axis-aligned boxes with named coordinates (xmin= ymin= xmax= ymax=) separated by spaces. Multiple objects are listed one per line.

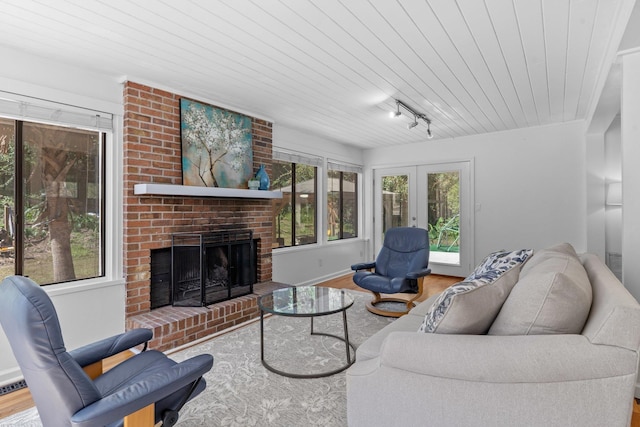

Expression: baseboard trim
xmin=290 ymin=269 xmax=352 ymax=287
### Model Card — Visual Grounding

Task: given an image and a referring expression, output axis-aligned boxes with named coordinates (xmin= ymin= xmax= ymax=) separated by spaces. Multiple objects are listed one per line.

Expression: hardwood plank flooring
xmin=633 ymin=399 xmax=640 ymax=427
xmin=0 ymin=388 xmax=32 ymax=420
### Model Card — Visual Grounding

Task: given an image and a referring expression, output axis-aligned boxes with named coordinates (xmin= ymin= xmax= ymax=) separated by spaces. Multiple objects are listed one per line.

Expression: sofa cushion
xmin=488 ymin=243 xmax=592 ymax=335
xmin=356 ymin=310 xmax=427 ymax=361
xmin=418 ymin=249 xmax=533 ymax=334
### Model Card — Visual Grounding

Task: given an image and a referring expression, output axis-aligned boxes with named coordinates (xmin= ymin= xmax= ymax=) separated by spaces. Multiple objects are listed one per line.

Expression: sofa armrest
xmin=372 ymin=332 xmax=638 ymax=383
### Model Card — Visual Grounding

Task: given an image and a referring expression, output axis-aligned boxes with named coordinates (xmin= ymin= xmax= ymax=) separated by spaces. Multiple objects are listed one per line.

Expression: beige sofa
xmin=346 ymin=246 xmax=640 ymax=427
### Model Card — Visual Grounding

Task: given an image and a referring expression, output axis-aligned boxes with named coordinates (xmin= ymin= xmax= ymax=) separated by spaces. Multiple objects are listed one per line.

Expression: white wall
xmin=621 ymin=51 xmax=640 ymax=304
xmin=364 ymin=121 xmax=588 ymax=267
xmin=1 ymin=46 xmax=123 ymax=114
xmin=271 ymin=125 xmax=367 ymax=285
xmin=604 ymin=117 xmax=623 ymax=262
xmin=0 ymin=46 xmax=125 ymax=386
xmin=585 ymin=132 xmax=606 ymax=261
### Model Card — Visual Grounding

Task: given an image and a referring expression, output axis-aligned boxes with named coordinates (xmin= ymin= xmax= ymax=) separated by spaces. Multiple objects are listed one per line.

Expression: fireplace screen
xmin=172 ymin=230 xmax=255 ymax=307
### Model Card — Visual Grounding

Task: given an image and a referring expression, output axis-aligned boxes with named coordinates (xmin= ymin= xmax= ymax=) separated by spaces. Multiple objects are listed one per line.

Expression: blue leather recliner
xmin=351 ymin=227 xmax=431 ymax=317
xmin=0 ymin=275 xmax=213 ymax=427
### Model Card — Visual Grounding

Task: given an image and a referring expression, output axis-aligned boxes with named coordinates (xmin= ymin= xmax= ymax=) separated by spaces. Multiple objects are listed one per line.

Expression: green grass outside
xmin=430 ymin=244 xmax=459 ymax=253
xmin=0 ymin=231 xmax=100 ymax=285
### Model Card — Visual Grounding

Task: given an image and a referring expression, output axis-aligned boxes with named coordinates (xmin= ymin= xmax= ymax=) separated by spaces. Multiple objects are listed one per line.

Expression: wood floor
xmin=2 ymin=272 xmax=639 ymax=426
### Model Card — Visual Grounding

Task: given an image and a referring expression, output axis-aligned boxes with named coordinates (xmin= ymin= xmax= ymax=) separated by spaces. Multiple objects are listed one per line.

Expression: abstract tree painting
xmin=180 ymin=98 xmax=253 ymax=188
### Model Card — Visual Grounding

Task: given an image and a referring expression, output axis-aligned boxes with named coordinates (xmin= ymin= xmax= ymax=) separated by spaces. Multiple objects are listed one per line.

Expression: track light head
xmin=427 ymin=122 xmax=433 ymax=139
xmin=407 ymin=120 xmax=418 ymax=129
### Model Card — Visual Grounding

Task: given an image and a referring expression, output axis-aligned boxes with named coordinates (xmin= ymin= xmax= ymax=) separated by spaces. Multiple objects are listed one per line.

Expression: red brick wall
xmin=123 ymin=81 xmax=273 ymax=318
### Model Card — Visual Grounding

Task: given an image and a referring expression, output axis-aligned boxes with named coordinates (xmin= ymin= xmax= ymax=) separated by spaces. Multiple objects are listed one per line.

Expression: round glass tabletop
xmin=259 ymin=286 xmax=354 ymax=317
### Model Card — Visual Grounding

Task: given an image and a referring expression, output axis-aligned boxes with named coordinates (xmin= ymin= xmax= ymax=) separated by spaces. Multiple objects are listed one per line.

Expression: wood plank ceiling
xmin=0 ymin=0 xmax=633 ymax=148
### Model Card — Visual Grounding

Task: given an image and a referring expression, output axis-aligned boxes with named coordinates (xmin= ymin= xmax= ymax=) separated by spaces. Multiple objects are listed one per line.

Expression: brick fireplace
xmin=122 ymin=81 xmax=278 ymax=351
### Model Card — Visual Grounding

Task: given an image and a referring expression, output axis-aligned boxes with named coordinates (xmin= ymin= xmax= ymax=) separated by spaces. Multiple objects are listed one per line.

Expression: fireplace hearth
xmin=172 ymin=230 xmax=256 ymax=307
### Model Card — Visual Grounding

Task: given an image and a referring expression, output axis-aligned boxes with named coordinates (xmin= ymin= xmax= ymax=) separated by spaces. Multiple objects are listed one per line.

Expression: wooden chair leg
xmin=406 ymin=277 xmax=425 ymax=311
xmin=124 ymin=403 xmax=155 ymax=427
xmin=371 ymin=291 xmax=382 ymax=305
xmin=83 ymin=360 xmax=103 ymax=379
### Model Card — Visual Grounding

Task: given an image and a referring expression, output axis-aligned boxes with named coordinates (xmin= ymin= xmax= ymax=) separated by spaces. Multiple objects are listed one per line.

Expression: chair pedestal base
xmin=365 ymin=295 xmax=417 ymax=318
xmin=363 ymin=277 xmax=426 ymax=318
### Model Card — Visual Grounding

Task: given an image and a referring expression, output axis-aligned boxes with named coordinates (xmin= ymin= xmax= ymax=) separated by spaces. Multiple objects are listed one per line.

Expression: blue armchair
xmin=0 ymin=275 xmax=213 ymax=427
xmin=351 ymin=227 xmax=431 ymax=317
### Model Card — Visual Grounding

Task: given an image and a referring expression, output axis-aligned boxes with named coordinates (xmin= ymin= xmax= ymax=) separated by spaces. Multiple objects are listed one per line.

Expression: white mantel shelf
xmin=134 ymin=183 xmax=283 ymax=199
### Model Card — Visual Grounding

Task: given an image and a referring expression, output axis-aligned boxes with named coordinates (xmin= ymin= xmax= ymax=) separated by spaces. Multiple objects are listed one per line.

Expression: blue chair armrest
xmin=406 ymin=268 xmax=432 ymax=280
xmin=351 ymin=262 xmax=376 ymax=271
xmin=69 ymin=328 xmax=153 ymax=368
xmin=70 ymin=354 xmax=213 ymax=427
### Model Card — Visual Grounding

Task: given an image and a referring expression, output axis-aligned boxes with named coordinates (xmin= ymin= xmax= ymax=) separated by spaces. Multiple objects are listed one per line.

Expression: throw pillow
xmin=519 ymin=242 xmax=579 ymax=276
xmin=488 ymin=243 xmax=592 ymax=335
xmin=418 ymin=249 xmax=533 ymax=334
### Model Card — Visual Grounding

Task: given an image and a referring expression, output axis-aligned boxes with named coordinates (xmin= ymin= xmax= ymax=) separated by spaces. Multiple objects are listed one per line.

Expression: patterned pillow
xmin=418 ymin=249 xmax=533 ymax=334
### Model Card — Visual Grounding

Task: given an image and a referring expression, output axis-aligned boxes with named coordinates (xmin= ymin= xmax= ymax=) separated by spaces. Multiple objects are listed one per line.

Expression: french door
xmin=374 ymin=161 xmax=473 ymax=277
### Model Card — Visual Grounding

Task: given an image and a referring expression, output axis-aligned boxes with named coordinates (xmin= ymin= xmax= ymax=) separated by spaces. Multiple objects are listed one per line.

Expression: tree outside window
xmin=381 ymin=175 xmax=409 ymax=231
xmin=427 ymin=171 xmax=460 ymax=253
xmin=0 ymin=118 xmax=104 ymax=285
xmin=327 ymin=170 xmax=358 ymax=240
xmin=271 ymin=160 xmax=317 ymax=248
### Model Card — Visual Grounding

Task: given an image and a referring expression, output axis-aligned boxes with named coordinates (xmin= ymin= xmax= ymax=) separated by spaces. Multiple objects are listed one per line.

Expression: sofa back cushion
xmin=418 ymin=249 xmax=532 ymax=334
xmin=488 ymin=243 xmax=592 ymax=335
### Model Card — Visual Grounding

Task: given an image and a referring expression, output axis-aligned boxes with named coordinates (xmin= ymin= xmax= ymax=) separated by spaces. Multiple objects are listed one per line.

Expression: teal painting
xmin=180 ymin=98 xmax=253 ymax=188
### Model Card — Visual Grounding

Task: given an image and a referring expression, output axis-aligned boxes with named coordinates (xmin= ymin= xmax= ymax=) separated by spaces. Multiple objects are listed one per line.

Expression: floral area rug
xmin=0 ymin=290 xmax=393 ymax=427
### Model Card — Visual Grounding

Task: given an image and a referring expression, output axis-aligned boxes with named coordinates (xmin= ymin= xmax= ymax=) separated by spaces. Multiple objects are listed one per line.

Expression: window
xmin=327 ymin=165 xmax=358 ymax=240
xmin=272 ymin=155 xmax=319 ymax=248
xmin=0 ymin=117 xmax=105 ymax=285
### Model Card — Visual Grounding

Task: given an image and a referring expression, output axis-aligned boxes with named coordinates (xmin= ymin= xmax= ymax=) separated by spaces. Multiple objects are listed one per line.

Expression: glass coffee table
xmin=258 ymin=286 xmax=356 ymax=378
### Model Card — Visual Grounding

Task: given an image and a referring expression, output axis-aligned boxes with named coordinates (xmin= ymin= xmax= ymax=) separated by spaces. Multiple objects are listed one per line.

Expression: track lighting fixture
xmin=390 ymin=99 xmax=433 ymax=138
xmin=389 ymin=103 xmax=401 ymax=118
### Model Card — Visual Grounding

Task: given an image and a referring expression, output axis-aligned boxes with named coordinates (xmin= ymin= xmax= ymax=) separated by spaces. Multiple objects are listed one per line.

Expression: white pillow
xmin=418 ymin=249 xmax=533 ymax=334
xmin=488 ymin=243 xmax=592 ymax=335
